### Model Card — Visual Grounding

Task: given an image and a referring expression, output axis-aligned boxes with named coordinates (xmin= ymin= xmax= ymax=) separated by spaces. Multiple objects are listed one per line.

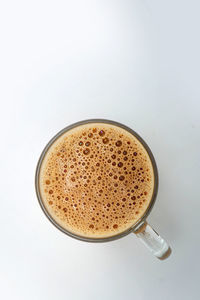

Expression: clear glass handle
xmin=135 ymin=222 xmax=171 ymax=260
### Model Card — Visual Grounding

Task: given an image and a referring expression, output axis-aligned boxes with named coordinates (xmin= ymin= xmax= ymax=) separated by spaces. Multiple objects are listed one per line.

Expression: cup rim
xmin=35 ymin=119 xmax=158 ymax=242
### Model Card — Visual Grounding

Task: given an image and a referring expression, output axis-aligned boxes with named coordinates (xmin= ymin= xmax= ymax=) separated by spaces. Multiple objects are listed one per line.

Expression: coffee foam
xmin=39 ymin=123 xmax=154 ymax=238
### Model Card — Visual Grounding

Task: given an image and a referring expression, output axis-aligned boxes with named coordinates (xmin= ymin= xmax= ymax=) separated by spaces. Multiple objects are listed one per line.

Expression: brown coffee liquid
xmin=39 ymin=123 xmax=154 ymax=238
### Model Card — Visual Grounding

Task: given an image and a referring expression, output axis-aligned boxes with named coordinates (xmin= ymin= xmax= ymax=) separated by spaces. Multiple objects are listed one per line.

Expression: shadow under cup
xmin=35 ymin=119 xmax=158 ymax=243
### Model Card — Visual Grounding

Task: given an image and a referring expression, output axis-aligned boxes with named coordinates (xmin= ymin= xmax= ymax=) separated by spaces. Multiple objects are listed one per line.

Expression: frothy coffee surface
xmin=39 ymin=123 xmax=154 ymax=238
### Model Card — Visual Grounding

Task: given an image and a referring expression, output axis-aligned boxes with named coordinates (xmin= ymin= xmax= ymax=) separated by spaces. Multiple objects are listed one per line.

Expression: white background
xmin=0 ymin=1 xmax=200 ymax=299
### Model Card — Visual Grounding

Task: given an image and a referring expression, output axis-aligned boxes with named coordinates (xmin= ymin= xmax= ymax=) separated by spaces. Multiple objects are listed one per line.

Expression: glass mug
xmin=35 ymin=119 xmax=171 ymax=259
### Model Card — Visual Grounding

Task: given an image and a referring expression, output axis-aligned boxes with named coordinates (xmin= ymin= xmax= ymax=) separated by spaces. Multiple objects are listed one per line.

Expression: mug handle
xmin=134 ymin=222 xmax=171 ymax=260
